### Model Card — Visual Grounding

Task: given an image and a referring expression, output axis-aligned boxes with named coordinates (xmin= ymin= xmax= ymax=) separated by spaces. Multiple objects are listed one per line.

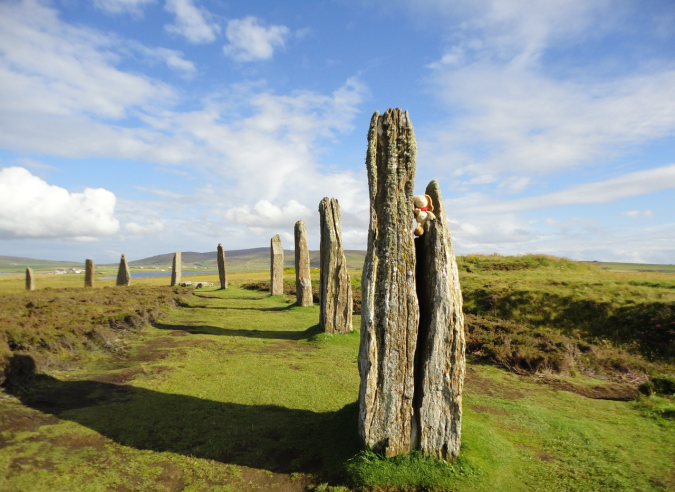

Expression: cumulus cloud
xmin=223 ymin=16 xmax=290 ymax=61
xmin=0 ymin=167 xmax=119 ymax=239
xmin=164 ymin=0 xmax=220 ymax=44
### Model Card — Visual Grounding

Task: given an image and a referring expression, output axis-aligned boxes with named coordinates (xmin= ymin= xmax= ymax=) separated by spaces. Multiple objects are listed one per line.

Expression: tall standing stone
xmin=319 ymin=198 xmax=353 ymax=334
xmin=25 ymin=267 xmax=35 ymax=291
xmin=116 ymin=254 xmax=130 ymax=286
xmin=413 ymin=180 xmax=465 ymax=459
xmin=217 ymin=243 xmax=228 ymax=289
xmin=294 ymin=221 xmax=313 ymax=307
xmin=171 ymin=252 xmax=181 ymax=286
xmin=85 ymin=259 xmax=94 ymax=288
xmin=358 ymin=109 xmax=419 ymax=457
xmin=270 ymin=234 xmax=284 ymax=295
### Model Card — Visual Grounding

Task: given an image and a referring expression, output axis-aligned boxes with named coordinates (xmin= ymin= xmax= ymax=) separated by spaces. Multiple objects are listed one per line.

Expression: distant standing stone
xmin=270 ymin=234 xmax=284 ymax=295
xmin=171 ymin=252 xmax=181 ymax=286
xmin=116 ymin=254 xmax=131 ymax=286
xmin=85 ymin=259 xmax=94 ymax=288
xmin=358 ymin=109 xmax=419 ymax=457
xmin=318 ymin=197 xmax=352 ymax=334
xmin=25 ymin=267 xmax=35 ymax=291
xmin=294 ymin=221 xmax=313 ymax=307
xmin=217 ymin=243 xmax=228 ymax=290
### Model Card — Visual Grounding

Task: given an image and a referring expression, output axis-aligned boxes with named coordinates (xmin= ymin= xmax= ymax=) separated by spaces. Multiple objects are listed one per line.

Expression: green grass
xmin=0 ymin=260 xmax=674 ymax=490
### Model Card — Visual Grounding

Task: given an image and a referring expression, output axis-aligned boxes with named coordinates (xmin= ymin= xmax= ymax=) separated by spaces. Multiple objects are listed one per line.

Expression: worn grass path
xmin=1 ymin=276 xmax=674 ymax=491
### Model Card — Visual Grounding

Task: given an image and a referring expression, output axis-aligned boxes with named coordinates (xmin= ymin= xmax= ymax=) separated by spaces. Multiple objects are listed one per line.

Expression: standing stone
xmin=25 ymin=267 xmax=35 ymax=291
xmin=413 ymin=180 xmax=465 ymax=459
xmin=358 ymin=109 xmax=419 ymax=457
xmin=171 ymin=252 xmax=181 ymax=286
xmin=270 ymin=234 xmax=284 ymax=295
xmin=217 ymin=243 xmax=228 ymax=290
xmin=319 ymin=198 xmax=353 ymax=334
xmin=84 ymin=259 xmax=94 ymax=288
xmin=116 ymin=254 xmax=131 ymax=286
xmin=294 ymin=221 xmax=313 ymax=306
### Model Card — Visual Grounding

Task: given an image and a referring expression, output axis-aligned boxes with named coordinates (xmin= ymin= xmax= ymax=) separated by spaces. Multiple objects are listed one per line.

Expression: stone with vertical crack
xmin=413 ymin=180 xmax=465 ymax=460
xmin=319 ymin=197 xmax=353 ymax=334
xmin=294 ymin=221 xmax=313 ymax=307
xmin=358 ymin=109 xmax=419 ymax=457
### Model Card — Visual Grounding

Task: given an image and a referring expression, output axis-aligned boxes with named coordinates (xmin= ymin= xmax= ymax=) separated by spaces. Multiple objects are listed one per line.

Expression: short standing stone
xmin=85 ymin=259 xmax=94 ymax=288
xmin=171 ymin=252 xmax=181 ymax=286
xmin=116 ymin=254 xmax=131 ymax=286
xmin=294 ymin=221 xmax=313 ymax=307
xmin=318 ymin=197 xmax=352 ymax=334
xmin=270 ymin=234 xmax=284 ymax=295
xmin=413 ymin=180 xmax=465 ymax=460
xmin=25 ymin=267 xmax=35 ymax=291
xmin=358 ymin=109 xmax=419 ymax=457
xmin=217 ymin=243 xmax=228 ymax=289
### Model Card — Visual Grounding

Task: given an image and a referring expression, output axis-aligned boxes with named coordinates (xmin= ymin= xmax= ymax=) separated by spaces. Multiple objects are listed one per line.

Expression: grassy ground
xmin=1 ymin=265 xmax=674 ymax=491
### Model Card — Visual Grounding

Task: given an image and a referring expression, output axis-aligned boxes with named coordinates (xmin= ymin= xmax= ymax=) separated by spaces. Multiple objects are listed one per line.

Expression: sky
xmin=0 ymin=0 xmax=674 ymax=264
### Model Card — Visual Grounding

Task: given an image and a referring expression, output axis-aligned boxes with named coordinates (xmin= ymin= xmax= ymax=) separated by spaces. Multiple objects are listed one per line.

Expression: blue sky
xmin=0 ymin=0 xmax=674 ymax=264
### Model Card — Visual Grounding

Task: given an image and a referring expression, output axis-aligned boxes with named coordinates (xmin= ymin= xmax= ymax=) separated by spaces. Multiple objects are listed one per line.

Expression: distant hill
xmin=0 ymin=255 xmax=83 ymax=273
xmin=129 ymin=248 xmax=367 ymax=272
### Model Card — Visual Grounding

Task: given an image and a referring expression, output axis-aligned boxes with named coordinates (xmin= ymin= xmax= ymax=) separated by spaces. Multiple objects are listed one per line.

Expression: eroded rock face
xmin=171 ymin=252 xmax=182 ymax=287
xmin=217 ymin=243 xmax=228 ymax=290
xmin=116 ymin=254 xmax=130 ymax=286
xmin=319 ymin=197 xmax=353 ymax=335
xmin=357 ymin=110 xmax=465 ymax=460
xmin=413 ymin=180 xmax=465 ymax=460
xmin=25 ymin=267 xmax=35 ymax=291
xmin=294 ymin=221 xmax=313 ymax=307
xmin=270 ymin=234 xmax=284 ymax=296
xmin=358 ymin=109 xmax=419 ymax=456
xmin=85 ymin=259 xmax=94 ymax=288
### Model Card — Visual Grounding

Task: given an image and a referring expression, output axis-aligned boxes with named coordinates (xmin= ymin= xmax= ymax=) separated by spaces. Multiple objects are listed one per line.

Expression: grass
xmin=0 ymin=258 xmax=674 ymax=490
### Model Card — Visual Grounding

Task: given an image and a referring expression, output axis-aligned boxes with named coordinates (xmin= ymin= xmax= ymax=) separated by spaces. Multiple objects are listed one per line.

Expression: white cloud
xmin=622 ymin=210 xmax=653 ymax=219
xmin=0 ymin=167 xmax=119 ymax=239
xmin=132 ymin=44 xmax=196 ymax=74
xmin=223 ymin=16 xmax=290 ymax=61
xmin=164 ymin=0 xmax=220 ymax=44
xmin=0 ymin=0 xmax=175 ymax=120
xmin=94 ymin=0 xmax=155 ymax=15
xmin=124 ymin=217 xmax=164 ymax=234
xmin=466 ymin=163 xmax=675 ymax=214
xmin=225 ymin=200 xmax=311 ymax=228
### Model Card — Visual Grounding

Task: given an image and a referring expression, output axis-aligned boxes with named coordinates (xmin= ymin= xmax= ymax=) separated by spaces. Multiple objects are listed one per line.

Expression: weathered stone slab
xmin=171 ymin=252 xmax=181 ymax=286
xmin=319 ymin=198 xmax=353 ymax=334
xmin=25 ymin=267 xmax=35 ymax=291
xmin=294 ymin=221 xmax=313 ymax=306
xmin=217 ymin=243 xmax=228 ymax=289
xmin=116 ymin=254 xmax=130 ymax=286
xmin=85 ymin=259 xmax=94 ymax=288
xmin=358 ymin=109 xmax=419 ymax=457
xmin=270 ymin=234 xmax=284 ymax=295
xmin=413 ymin=180 xmax=465 ymax=459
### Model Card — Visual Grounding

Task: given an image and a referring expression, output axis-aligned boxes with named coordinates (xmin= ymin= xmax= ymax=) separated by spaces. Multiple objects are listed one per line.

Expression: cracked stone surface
xmin=294 ymin=221 xmax=313 ymax=307
xmin=270 ymin=235 xmax=284 ymax=296
xmin=116 ymin=254 xmax=130 ymax=286
xmin=319 ymin=197 xmax=352 ymax=334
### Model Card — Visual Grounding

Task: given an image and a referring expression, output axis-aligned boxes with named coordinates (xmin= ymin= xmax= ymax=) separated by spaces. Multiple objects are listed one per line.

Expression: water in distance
xmin=98 ymin=271 xmax=218 ymax=280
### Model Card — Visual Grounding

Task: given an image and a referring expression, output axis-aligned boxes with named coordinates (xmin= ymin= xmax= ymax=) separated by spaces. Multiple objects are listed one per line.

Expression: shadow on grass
xmin=6 ymin=355 xmax=359 ymax=482
xmin=153 ymin=321 xmax=324 ymax=340
xmin=184 ymin=304 xmax=299 ymax=312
